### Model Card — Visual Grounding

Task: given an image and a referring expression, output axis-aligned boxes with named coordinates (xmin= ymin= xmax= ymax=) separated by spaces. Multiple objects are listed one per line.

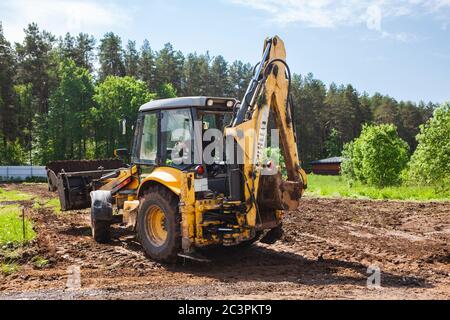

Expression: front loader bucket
xmin=46 ymin=160 xmax=125 ymax=211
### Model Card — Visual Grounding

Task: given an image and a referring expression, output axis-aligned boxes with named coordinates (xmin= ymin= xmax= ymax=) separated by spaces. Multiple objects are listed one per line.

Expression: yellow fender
xmin=137 ymin=167 xmax=182 ymax=197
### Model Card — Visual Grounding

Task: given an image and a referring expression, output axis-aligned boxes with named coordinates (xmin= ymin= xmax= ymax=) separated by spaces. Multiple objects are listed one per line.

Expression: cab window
xmin=139 ymin=112 xmax=158 ymax=163
xmin=161 ymin=108 xmax=193 ymax=167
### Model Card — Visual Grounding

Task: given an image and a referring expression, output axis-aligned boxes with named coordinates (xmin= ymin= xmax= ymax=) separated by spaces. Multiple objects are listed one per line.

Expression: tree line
xmin=0 ymin=22 xmax=440 ymax=167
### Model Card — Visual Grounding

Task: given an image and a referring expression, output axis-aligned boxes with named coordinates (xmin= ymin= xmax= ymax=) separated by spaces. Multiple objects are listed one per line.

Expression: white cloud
xmin=229 ymin=0 xmax=450 ymax=41
xmin=366 ymin=4 xmax=382 ymax=31
xmin=0 ymin=0 xmax=131 ymax=42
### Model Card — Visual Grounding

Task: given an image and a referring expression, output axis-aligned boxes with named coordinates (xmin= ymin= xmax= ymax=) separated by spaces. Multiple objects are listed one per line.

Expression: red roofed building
xmin=310 ymin=157 xmax=343 ymax=175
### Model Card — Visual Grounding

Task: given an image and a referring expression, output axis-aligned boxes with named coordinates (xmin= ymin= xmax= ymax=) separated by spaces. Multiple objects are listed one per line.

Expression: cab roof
xmin=139 ymin=96 xmax=238 ymax=112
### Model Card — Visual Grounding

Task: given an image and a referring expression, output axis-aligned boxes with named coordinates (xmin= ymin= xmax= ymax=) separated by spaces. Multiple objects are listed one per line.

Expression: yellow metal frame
xmin=225 ymin=36 xmax=307 ymax=228
xmin=138 ymin=167 xmax=182 ymax=196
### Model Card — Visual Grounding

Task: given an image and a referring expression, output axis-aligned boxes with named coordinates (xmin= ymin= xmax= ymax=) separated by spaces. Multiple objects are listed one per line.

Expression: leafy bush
xmin=341 ymin=141 xmax=355 ymax=179
xmin=342 ymin=124 xmax=409 ymax=187
xmin=325 ymin=128 xmax=343 ymax=157
xmin=93 ymin=76 xmax=155 ymax=156
xmin=157 ymin=83 xmax=177 ymax=99
xmin=0 ymin=138 xmax=27 ymax=165
xmin=406 ymin=103 xmax=450 ymax=190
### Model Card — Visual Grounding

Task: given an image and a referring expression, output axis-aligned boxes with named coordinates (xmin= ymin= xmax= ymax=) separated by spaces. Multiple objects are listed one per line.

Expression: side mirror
xmin=114 ymin=148 xmax=128 ymax=158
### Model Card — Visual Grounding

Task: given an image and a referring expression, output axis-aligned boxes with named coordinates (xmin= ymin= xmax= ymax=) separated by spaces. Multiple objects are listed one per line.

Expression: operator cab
xmin=132 ymin=96 xmax=238 ymax=197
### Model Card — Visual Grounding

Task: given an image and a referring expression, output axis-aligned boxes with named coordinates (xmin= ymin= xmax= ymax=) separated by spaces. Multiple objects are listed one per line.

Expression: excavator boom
xmin=226 ymin=36 xmax=307 ymax=227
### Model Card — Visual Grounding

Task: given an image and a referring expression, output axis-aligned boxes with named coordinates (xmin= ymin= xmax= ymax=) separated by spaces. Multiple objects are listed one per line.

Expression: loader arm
xmin=226 ymin=36 xmax=307 ymax=227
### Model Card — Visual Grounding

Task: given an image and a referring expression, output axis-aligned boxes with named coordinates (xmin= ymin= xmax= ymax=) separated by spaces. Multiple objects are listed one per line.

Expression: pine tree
xmin=14 ymin=83 xmax=33 ymax=161
xmin=98 ymin=32 xmax=125 ymax=81
xmin=228 ymin=60 xmax=252 ymax=99
xmin=209 ymin=55 xmax=230 ymax=96
xmin=15 ymin=23 xmax=57 ymax=114
xmin=373 ymin=96 xmax=400 ymax=126
xmin=74 ymin=33 xmax=96 ymax=72
xmin=397 ymin=101 xmax=424 ymax=150
xmin=291 ymin=73 xmax=327 ymax=165
xmin=58 ymin=33 xmax=76 ymax=61
xmin=182 ymin=52 xmax=210 ymax=96
xmin=57 ymin=33 xmax=96 ymax=72
xmin=0 ymin=22 xmax=18 ymax=144
xmin=138 ymin=39 xmax=156 ymax=92
xmin=124 ymin=40 xmax=139 ymax=78
xmin=155 ymin=43 xmax=184 ymax=94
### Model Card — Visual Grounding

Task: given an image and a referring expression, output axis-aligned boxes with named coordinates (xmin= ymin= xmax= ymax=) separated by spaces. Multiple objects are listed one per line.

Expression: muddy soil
xmin=0 ymin=183 xmax=449 ymax=300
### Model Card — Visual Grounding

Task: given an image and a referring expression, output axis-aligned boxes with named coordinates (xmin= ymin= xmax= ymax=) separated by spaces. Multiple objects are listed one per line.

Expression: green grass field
xmin=0 ymin=188 xmax=33 ymax=202
xmin=305 ymin=174 xmax=449 ymax=201
xmin=0 ymin=205 xmax=36 ymax=245
xmin=0 ymin=188 xmax=39 ymax=275
xmin=33 ymin=198 xmax=61 ymax=213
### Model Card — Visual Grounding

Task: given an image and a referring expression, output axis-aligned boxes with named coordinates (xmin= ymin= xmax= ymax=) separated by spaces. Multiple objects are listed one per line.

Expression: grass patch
xmin=32 ymin=256 xmax=49 ymax=268
xmin=33 ymin=198 xmax=60 ymax=213
xmin=0 ymin=188 xmax=33 ymax=202
xmin=305 ymin=175 xmax=450 ymax=201
xmin=0 ymin=205 xmax=36 ymax=245
xmin=1 ymin=249 xmax=21 ymax=261
xmin=1 ymin=263 xmax=18 ymax=275
xmin=44 ymin=198 xmax=61 ymax=213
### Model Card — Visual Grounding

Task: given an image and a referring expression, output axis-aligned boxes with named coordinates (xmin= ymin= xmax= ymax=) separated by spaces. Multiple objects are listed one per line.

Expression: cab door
xmin=132 ymin=111 xmax=160 ymax=171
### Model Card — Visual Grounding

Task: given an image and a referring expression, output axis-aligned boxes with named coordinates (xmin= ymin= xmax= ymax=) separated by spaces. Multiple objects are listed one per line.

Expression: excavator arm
xmin=226 ymin=36 xmax=307 ymax=227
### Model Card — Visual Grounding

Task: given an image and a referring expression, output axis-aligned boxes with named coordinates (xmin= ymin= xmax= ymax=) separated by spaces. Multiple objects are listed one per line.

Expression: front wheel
xmin=137 ymin=186 xmax=181 ymax=263
xmin=90 ymin=190 xmax=112 ymax=243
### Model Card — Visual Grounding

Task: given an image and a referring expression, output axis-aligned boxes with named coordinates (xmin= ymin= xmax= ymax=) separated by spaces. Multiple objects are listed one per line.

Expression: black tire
xmin=137 ymin=186 xmax=180 ymax=263
xmin=91 ymin=218 xmax=111 ymax=243
xmin=233 ymin=231 xmax=263 ymax=249
xmin=260 ymin=224 xmax=283 ymax=244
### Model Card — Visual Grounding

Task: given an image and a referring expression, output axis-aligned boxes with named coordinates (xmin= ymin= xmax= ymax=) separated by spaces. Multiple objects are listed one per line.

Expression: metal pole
xmin=22 ymin=206 xmax=26 ymax=241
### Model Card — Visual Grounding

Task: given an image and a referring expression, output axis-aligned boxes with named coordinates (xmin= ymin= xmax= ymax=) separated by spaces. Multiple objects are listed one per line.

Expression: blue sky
xmin=1 ymin=0 xmax=449 ymax=103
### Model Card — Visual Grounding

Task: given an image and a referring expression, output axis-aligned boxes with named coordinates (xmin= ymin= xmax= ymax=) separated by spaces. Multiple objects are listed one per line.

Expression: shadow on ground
xmin=59 ymin=223 xmax=430 ymax=290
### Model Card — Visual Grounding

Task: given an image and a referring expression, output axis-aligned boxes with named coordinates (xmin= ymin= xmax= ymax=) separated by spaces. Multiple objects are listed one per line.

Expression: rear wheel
xmin=235 ymin=231 xmax=263 ymax=248
xmin=260 ymin=224 xmax=283 ymax=244
xmin=137 ymin=186 xmax=180 ymax=263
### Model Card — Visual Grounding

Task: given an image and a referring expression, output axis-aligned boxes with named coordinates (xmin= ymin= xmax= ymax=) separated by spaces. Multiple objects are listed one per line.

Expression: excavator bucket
xmin=46 ymin=160 xmax=125 ymax=211
xmin=258 ymin=172 xmax=302 ymax=211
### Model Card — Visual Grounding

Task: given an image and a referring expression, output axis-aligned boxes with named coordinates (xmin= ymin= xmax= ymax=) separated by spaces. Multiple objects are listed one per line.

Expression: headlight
xmin=227 ymin=100 xmax=234 ymax=108
xmin=207 ymin=99 xmax=214 ymax=107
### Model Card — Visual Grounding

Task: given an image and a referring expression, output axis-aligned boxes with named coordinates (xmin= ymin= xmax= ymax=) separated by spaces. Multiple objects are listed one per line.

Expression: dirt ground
xmin=0 ymin=183 xmax=449 ymax=300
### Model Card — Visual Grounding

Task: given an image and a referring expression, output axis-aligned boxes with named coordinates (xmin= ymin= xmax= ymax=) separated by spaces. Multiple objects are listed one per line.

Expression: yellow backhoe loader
xmin=47 ymin=36 xmax=307 ymax=262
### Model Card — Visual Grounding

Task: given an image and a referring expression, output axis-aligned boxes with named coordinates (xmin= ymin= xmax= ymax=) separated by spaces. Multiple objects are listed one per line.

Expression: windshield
xmin=198 ymin=110 xmax=233 ymax=132
xmin=198 ymin=109 xmax=233 ymax=165
xmin=161 ymin=108 xmax=193 ymax=167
